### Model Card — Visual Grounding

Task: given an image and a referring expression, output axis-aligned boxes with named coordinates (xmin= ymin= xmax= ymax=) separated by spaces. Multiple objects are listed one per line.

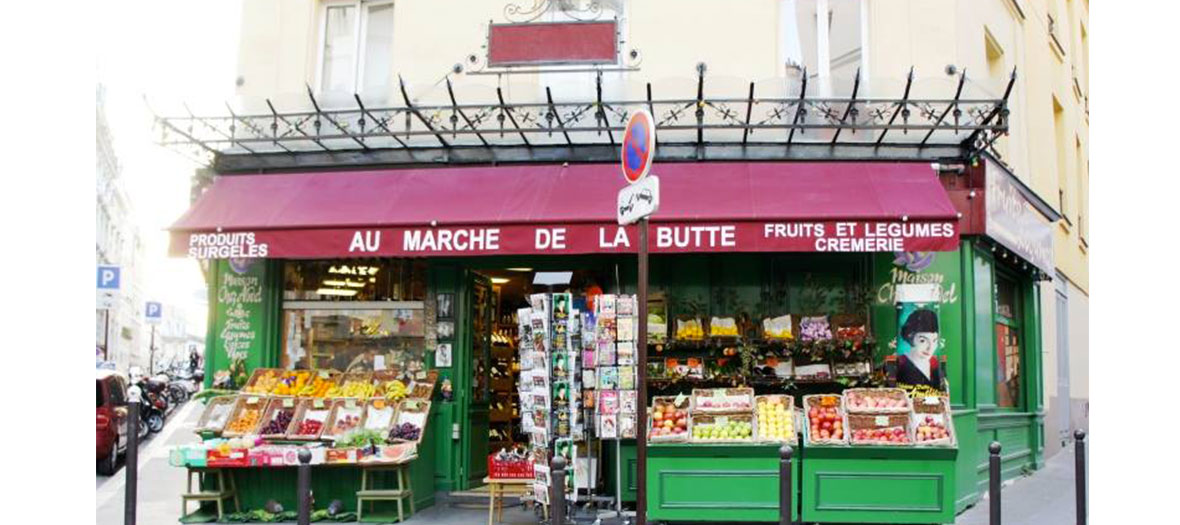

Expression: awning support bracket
xmin=830 ymin=68 xmax=862 ymax=144
xmin=876 ymin=67 xmax=914 ymax=146
xmin=545 ymin=87 xmax=573 ymax=146
xmin=445 ymin=79 xmax=490 ymax=147
xmin=398 ymin=76 xmax=451 ymax=148
xmin=306 ymin=85 xmax=369 ymax=151
xmin=921 ymin=69 xmax=967 ymax=146
xmin=596 ymin=73 xmax=615 ymax=146
xmin=741 ymin=82 xmax=755 ymax=145
xmin=787 ymin=68 xmax=808 ymax=145
xmin=267 ymin=98 xmax=330 ymax=151
xmin=354 ymin=95 xmax=410 ymax=149
xmin=496 ymin=87 xmax=531 ymax=147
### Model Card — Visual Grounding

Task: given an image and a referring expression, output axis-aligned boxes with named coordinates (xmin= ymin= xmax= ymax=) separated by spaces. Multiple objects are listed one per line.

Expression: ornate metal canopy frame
xmin=153 ymin=68 xmax=1014 ymax=174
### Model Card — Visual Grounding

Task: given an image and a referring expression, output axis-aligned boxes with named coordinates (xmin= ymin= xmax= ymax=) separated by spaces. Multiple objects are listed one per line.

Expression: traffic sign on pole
xmin=617 ymin=175 xmax=660 ymax=225
xmin=97 ymin=265 xmax=121 ymax=290
xmin=145 ymin=302 xmax=163 ymax=325
xmin=621 ymin=109 xmax=656 ymax=184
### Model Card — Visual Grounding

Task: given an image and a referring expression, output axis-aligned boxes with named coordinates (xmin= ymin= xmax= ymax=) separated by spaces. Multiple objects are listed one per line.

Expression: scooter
xmin=136 ymin=377 xmax=170 ymax=433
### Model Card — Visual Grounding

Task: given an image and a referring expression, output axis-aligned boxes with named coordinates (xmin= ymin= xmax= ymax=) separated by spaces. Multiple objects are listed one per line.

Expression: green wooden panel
xmin=206 ymin=259 xmax=281 ymax=388
xmin=801 ymin=446 xmax=957 ymax=524
xmin=603 ymin=440 xmax=637 ymax=502
xmin=972 ymin=251 xmax=996 ymax=406
xmin=647 ymin=443 xmax=798 ymax=522
xmin=951 ymin=411 xmax=981 ymax=512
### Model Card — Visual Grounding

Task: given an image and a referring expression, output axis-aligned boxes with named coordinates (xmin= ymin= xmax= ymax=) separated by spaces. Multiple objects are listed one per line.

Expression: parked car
xmin=96 ymin=370 xmax=130 ymax=475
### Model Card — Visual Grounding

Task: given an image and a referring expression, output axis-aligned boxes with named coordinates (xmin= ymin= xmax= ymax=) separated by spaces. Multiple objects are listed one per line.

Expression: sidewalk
xmin=956 ymin=442 xmax=1085 ymax=525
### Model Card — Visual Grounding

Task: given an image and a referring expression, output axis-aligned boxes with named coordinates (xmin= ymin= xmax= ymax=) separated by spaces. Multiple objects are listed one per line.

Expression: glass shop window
xmin=284 ymin=259 xmax=426 ymax=302
xmin=994 ymin=275 xmax=1022 ymax=409
xmin=282 ymin=307 xmax=425 ymax=372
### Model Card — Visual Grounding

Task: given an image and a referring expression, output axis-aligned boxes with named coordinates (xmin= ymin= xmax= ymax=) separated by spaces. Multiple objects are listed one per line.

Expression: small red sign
xmin=621 ymin=110 xmax=655 ymax=184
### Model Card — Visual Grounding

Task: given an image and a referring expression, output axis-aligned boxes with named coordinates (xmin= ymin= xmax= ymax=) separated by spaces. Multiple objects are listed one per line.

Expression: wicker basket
xmin=648 ymin=396 xmax=691 ymax=442
xmin=322 ymin=399 xmax=367 ymax=440
xmin=754 ymin=395 xmax=797 ymax=444
xmin=692 ymin=387 xmax=754 ymax=413
xmin=848 ymin=413 xmax=913 ymax=446
xmin=257 ymin=397 xmax=299 ymax=438
xmin=911 ymin=395 xmax=956 ymax=447
xmin=287 ymin=398 xmax=333 ymax=440
xmin=195 ymin=395 xmax=240 ymax=434
xmin=222 ymin=396 xmax=269 ymax=437
xmin=802 ymin=394 xmax=848 ymax=445
xmin=844 ymin=388 xmax=912 ymax=414
xmin=690 ymin=412 xmax=755 ymax=443
xmin=361 ymin=398 xmax=399 ymax=434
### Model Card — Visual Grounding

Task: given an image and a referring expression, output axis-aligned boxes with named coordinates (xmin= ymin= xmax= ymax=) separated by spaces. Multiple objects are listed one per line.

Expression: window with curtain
xmin=319 ymin=1 xmax=394 ymax=100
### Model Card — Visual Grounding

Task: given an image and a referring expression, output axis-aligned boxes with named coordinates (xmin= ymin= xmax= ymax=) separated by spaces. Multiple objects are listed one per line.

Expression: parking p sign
xmin=97 ymin=265 xmax=121 ymax=290
xmin=145 ymin=302 xmax=163 ymax=324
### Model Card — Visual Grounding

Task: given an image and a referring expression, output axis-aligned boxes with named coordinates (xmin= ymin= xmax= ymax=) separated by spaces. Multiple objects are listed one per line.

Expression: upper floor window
xmin=319 ymin=0 xmax=394 ymax=101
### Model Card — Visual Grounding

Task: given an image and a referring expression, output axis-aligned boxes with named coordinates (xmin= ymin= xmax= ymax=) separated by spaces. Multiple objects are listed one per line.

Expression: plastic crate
xmin=488 ymin=455 xmax=535 ymax=479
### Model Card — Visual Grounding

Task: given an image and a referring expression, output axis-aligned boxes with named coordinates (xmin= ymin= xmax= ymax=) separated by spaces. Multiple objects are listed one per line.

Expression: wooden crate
xmin=321 ymin=398 xmax=366 ymax=440
xmin=221 ymin=396 xmax=270 ymax=437
xmin=257 ymin=397 xmax=299 ymax=439
xmin=360 ymin=397 xmax=399 ymax=434
xmin=387 ymin=399 xmax=431 ymax=445
xmin=844 ymin=387 xmax=911 ymax=414
xmin=195 ymin=395 xmax=240 ymax=434
xmin=753 ymin=394 xmax=797 ymax=444
xmin=286 ymin=398 xmax=333 ymax=440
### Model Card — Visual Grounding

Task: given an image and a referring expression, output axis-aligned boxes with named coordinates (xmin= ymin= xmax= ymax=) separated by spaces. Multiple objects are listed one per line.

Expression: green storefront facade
xmin=199 ymin=233 xmax=1048 ymax=521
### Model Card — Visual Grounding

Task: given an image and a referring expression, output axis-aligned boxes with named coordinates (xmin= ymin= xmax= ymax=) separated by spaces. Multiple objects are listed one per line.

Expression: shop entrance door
xmin=463 ymin=273 xmax=493 ymax=485
xmin=1055 ymin=274 xmax=1071 ymax=441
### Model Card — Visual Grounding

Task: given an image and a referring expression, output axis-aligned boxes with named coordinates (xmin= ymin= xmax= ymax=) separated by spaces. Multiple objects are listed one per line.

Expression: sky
xmin=97 ymin=0 xmax=244 ymax=337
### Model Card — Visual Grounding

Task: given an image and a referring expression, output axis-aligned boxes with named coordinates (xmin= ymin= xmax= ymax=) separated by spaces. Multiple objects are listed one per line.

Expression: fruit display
xmin=798 ymin=316 xmax=833 ymax=342
xmin=362 ymin=400 xmax=396 ymax=432
xmin=755 ymin=395 xmax=796 ymax=443
xmin=845 ymin=388 xmax=911 ymax=413
xmin=377 ymin=380 xmax=408 ymax=401
xmin=407 ymin=381 xmax=435 ymax=400
xmin=804 ymin=395 xmax=846 ymax=445
xmin=296 ymin=374 xmax=335 ymax=397
xmin=242 ymin=369 xmax=281 ymax=395
xmin=848 ymin=414 xmax=912 ymax=445
xmin=691 ymin=414 xmax=754 ymax=442
xmin=914 ymin=414 xmax=952 ymax=444
xmin=260 ymin=407 xmax=295 ymax=436
xmin=675 ymin=318 xmax=705 ymax=340
xmin=693 ymin=388 xmax=754 ymax=413
xmin=647 ymin=313 xmax=668 ymax=343
xmin=648 ymin=398 xmax=689 ymax=440
xmin=835 ymin=324 xmax=866 ymax=342
xmin=762 ymin=315 xmax=794 ymax=340
xmin=387 ymin=422 xmax=421 ymax=442
xmin=709 ymin=317 xmax=739 ymax=337
xmin=325 ymin=401 xmax=365 ymax=438
xmin=294 ymin=416 xmax=325 ymax=437
xmin=225 ymin=403 xmax=264 ymax=435
xmin=325 ymin=378 xmax=376 ymax=399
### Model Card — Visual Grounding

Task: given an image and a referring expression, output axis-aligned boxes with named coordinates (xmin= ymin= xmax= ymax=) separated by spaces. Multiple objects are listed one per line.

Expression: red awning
xmin=170 ymin=162 xmax=959 ymax=258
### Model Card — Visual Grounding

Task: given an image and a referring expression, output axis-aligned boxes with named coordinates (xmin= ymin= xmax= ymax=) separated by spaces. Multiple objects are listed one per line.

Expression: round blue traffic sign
xmin=621 ymin=110 xmax=656 ymax=184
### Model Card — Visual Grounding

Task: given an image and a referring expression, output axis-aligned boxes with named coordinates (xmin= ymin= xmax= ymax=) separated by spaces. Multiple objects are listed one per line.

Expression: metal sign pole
xmin=635 ymin=217 xmax=649 ymax=525
xmin=104 ymin=310 xmax=111 ymax=362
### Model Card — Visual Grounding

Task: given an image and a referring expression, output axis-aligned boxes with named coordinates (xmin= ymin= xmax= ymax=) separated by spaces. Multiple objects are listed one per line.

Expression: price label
xmin=247 ymin=396 xmax=260 ymax=405
xmin=313 ymin=399 xmax=325 ymax=409
xmin=673 ymin=393 xmax=687 ymax=407
xmin=283 ymin=398 xmax=295 ymax=408
xmin=416 ymin=371 xmax=427 ymax=380
xmin=923 ymin=396 xmax=941 ymax=406
xmin=318 ymin=370 xmax=329 ymax=379
xmin=717 ymin=416 xmax=729 ymax=426
xmin=875 ymin=416 xmax=889 ymax=426
xmin=346 ymin=399 xmax=357 ymax=409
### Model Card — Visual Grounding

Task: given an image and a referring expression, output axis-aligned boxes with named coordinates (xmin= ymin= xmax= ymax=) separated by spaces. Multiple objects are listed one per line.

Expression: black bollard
xmin=297 ymin=449 xmax=312 ymax=525
xmin=1074 ymin=430 xmax=1086 ymax=525
xmin=989 ymin=442 xmax=1002 ymax=525
xmin=125 ymin=392 xmax=140 ymax=525
xmin=780 ymin=445 xmax=793 ymax=525
xmin=550 ymin=456 xmax=567 ymax=525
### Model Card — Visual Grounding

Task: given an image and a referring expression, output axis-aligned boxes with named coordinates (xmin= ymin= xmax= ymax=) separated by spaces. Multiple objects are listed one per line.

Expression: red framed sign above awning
xmin=169 ymin=162 xmax=960 ymax=259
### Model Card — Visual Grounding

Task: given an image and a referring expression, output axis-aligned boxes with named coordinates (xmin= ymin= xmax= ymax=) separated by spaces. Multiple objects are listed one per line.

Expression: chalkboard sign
xmin=211 ymin=259 xmax=270 ymax=388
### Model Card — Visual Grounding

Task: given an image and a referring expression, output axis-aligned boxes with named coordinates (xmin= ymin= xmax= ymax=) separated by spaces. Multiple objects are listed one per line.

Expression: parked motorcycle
xmin=136 ymin=377 xmax=170 ymax=433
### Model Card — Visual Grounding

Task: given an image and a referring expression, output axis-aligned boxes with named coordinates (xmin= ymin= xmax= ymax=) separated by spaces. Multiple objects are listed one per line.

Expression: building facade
xmin=96 ymin=84 xmax=149 ymax=373
xmin=228 ymin=0 xmax=1088 ymax=458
